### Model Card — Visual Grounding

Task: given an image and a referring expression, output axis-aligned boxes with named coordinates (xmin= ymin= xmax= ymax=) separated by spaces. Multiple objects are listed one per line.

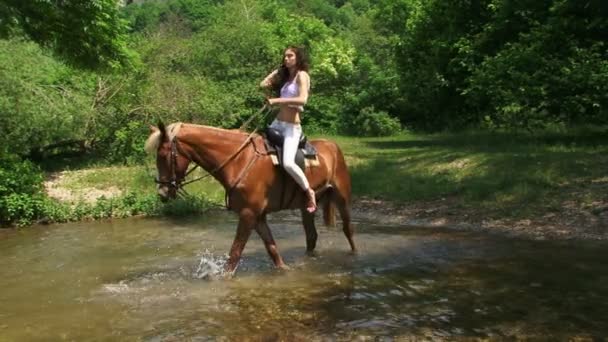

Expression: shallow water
xmin=1 ymin=211 xmax=607 ymax=340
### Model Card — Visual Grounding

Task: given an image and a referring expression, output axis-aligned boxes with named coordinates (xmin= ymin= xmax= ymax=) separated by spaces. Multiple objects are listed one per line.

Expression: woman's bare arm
xmin=260 ymin=69 xmax=278 ymax=88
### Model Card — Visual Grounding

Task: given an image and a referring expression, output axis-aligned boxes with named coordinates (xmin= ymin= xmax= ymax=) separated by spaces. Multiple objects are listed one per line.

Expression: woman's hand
xmin=265 ymin=97 xmax=278 ymax=107
xmin=260 ymin=69 xmax=279 ymax=88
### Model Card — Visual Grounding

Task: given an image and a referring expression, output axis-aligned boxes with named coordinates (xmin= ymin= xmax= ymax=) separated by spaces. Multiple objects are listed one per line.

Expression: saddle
xmin=263 ymin=126 xmax=319 ymax=170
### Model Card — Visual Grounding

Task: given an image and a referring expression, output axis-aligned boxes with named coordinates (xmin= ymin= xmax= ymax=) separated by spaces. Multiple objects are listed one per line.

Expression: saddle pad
xmin=264 ymin=139 xmax=318 ymax=158
xmin=270 ymin=154 xmax=320 ymax=167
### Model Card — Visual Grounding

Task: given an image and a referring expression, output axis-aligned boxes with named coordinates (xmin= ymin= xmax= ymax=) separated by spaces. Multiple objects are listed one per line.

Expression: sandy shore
xmin=350 ymin=197 xmax=608 ymax=241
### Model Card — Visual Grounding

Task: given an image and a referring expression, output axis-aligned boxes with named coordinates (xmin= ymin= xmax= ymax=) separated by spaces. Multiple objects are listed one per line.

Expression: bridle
xmin=154 ymin=137 xmax=193 ymax=197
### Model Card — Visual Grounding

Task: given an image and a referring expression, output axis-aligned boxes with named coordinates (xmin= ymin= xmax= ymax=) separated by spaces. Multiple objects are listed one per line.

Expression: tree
xmin=0 ymin=0 xmax=135 ymax=69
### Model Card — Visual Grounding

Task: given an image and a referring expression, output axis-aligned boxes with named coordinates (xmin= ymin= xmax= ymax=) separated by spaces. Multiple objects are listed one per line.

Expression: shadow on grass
xmin=347 ymin=129 xmax=608 ymax=214
xmin=38 ymin=151 xmax=112 ymax=172
xmin=363 ymin=129 xmax=608 ymax=152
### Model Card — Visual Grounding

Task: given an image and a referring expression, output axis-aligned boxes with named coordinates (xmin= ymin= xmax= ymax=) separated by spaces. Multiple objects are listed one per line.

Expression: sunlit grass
xmin=325 ymin=127 xmax=608 ymax=216
xmin=54 ymin=160 xmax=226 ymax=204
xmin=58 ymin=166 xmax=150 ymax=191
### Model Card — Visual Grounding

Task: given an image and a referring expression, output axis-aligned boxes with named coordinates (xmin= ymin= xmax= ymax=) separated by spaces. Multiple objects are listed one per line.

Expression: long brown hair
xmin=272 ymin=46 xmax=310 ymax=95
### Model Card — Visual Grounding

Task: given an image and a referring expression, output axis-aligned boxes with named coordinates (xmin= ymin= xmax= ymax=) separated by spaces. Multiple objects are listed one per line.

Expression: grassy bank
xmin=334 ymin=127 xmax=608 ymax=218
xmin=37 ymin=127 xmax=608 ymax=224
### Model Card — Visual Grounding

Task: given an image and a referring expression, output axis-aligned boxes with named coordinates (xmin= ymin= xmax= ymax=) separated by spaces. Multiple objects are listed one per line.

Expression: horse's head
xmin=145 ymin=121 xmax=191 ymax=202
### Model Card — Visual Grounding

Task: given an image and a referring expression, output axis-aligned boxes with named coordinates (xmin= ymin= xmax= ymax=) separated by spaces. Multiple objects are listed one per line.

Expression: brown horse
xmin=145 ymin=122 xmax=356 ymax=274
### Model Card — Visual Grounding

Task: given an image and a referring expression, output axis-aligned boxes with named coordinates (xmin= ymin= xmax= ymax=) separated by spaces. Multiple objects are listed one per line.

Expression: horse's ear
xmin=158 ymin=121 xmax=167 ymax=141
xmin=149 ymin=124 xmax=158 ymax=134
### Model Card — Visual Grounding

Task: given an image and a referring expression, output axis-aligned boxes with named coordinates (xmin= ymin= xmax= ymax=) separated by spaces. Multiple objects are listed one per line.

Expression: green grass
xmin=324 ymin=127 xmax=608 ymax=216
xmin=53 ymin=159 xmax=227 ymax=204
xmin=58 ymin=166 xmax=151 ymax=192
xmin=49 ymin=127 xmax=608 ymax=220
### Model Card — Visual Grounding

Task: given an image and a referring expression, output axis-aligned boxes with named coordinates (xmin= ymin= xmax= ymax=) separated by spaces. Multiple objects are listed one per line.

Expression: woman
xmin=260 ymin=46 xmax=316 ymax=213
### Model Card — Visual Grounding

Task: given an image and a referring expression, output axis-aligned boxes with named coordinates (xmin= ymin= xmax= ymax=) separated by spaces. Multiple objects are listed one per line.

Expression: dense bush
xmin=107 ymin=121 xmax=151 ymax=165
xmin=0 ymin=153 xmax=46 ymax=226
xmin=0 ymin=0 xmax=134 ymax=69
xmin=465 ymin=36 xmax=608 ymax=129
xmin=0 ymin=39 xmax=95 ymax=156
xmin=346 ymin=106 xmax=402 ymax=136
xmin=0 ymin=153 xmax=43 ymax=196
xmin=392 ymin=0 xmax=608 ymax=130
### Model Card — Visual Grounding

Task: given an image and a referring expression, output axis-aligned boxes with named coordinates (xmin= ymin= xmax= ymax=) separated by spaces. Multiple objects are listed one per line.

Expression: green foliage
xmin=0 ymin=194 xmax=46 ymax=227
xmin=0 ymin=39 xmax=96 ymax=156
xmin=2 ymin=0 xmax=607 ymax=226
xmin=462 ymin=1 xmax=608 ymax=129
xmin=57 ymin=192 xmax=211 ymax=222
xmin=0 ymin=186 xmax=213 ymax=227
xmin=389 ymin=0 xmax=608 ymax=130
xmin=0 ymin=153 xmax=43 ymax=197
xmin=0 ymin=151 xmax=195 ymax=226
xmin=124 ymin=0 xmax=367 ymax=133
xmin=108 ymin=121 xmax=151 ymax=164
xmin=121 ymin=0 xmax=172 ymax=33
xmin=121 ymin=0 xmax=222 ymax=33
xmin=40 ymin=198 xmax=71 ymax=223
xmin=389 ymin=0 xmax=487 ymax=130
xmin=0 ymin=153 xmax=45 ymax=226
xmin=0 ymin=0 xmax=136 ymax=69
xmin=159 ymin=195 xmax=211 ymax=217
xmin=348 ymin=106 xmax=402 ymax=137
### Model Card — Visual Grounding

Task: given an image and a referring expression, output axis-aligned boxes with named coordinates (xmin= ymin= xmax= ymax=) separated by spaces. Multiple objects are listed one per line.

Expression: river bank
xmin=41 ymin=167 xmax=608 ymax=241
xmin=351 ymin=196 xmax=608 ymax=241
xmin=22 ymin=129 xmax=608 ymax=241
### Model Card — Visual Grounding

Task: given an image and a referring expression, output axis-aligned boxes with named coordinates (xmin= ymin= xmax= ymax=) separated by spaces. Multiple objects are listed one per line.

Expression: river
xmin=1 ymin=211 xmax=607 ymax=340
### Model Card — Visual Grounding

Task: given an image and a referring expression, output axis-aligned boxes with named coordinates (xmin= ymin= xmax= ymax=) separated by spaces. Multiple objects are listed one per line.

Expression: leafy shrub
xmin=40 ymin=198 xmax=71 ymax=223
xmin=0 ymin=153 xmax=46 ymax=226
xmin=112 ymin=192 xmax=159 ymax=217
xmin=0 ymin=194 xmax=46 ymax=227
xmin=0 ymin=39 xmax=95 ymax=156
xmin=0 ymin=153 xmax=43 ymax=197
xmin=465 ymin=38 xmax=608 ymax=129
xmin=350 ymin=106 xmax=401 ymax=136
xmin=160 ymin=195 xmax=211 ymax=217
xmin=107 ymin=121 xmax=150 ymax=165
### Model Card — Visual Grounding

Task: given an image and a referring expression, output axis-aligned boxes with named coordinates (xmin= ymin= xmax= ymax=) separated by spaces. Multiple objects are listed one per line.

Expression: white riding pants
xmin=269 ymin=119 xmax=310 ymax=190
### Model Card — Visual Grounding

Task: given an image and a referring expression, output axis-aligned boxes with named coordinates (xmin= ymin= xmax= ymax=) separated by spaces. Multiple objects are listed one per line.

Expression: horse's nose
xmin=159 ymin=194 xmax=169 ymax=203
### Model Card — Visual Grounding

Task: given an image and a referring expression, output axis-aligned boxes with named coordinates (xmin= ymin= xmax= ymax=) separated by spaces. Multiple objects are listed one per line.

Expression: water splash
xmin=102 ymin=281 xmax=130 ymax=294
xmin=193 ymin=250 xmax=228 ymax=280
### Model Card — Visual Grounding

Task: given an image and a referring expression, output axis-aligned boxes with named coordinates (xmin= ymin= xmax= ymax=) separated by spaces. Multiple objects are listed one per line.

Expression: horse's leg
xmin=337 ymin=198 xmax=356 ymax=253
xmin=300 ymin=209 xmax=318 ymax=256
xmin=225 ymin=209 xmax=255 ymax=274
xmin=333 ymin=180 xmax=357 ymax=253
xmin=255 ymin=214 xmax=289 ymax=270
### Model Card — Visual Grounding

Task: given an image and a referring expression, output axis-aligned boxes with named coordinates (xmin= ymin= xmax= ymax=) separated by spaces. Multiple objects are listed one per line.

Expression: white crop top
xmin=279 ymin=72 xmax=308 ymax=112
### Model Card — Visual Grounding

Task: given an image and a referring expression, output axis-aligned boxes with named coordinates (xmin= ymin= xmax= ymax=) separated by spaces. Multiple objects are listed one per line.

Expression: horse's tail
xmin=323 ymin=188 xmax=336 ymax=227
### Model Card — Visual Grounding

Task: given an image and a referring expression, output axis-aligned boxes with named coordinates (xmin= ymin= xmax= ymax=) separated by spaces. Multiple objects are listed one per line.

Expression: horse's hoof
xmin=221 ymin=267 xmax=237 ymax=279
xmin=276 ymin=264 xmax=291 ymax=272
xmin=305 ymin=250 xmax=318 ymax=257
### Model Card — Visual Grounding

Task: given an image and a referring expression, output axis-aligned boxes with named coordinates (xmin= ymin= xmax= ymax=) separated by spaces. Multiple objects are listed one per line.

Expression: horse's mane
xmin=144 ymin=122 xmax=254 ymax=155
xmin=144 ymin=122 xmax=183 ymax=155
xmin=185 ymin=123 xmax=250 ymax=136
